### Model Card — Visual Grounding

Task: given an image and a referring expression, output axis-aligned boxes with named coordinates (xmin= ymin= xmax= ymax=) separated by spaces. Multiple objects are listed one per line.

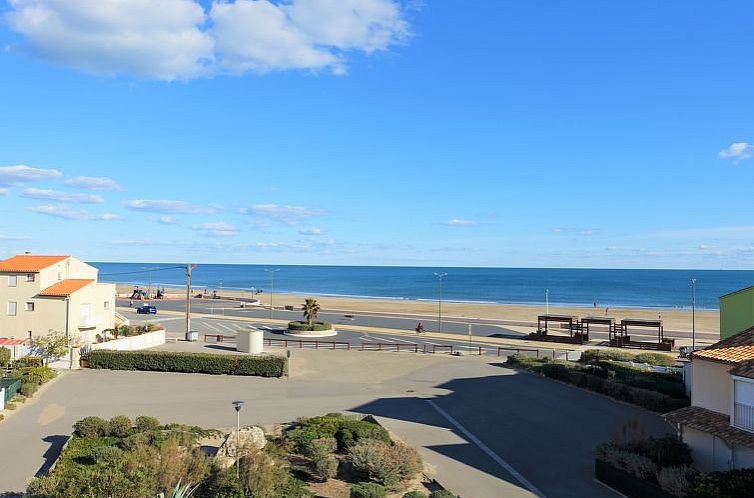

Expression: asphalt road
xmin=120 ymin=297 xmax=718 ymax=344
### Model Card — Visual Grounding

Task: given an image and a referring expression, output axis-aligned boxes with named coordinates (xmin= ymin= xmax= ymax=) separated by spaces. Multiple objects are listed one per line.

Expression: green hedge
xmin=86 ymin=350 xmax=287 ymax=377
xmin=288 ymin=321 xmax=333 ymax=332
xmin=580 ymin=349 xmax=678 ymax=367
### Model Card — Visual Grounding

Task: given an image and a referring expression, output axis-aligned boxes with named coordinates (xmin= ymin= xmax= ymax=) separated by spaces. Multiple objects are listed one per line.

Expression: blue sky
xmin=0 ymin=0 xmax=753 ymax=269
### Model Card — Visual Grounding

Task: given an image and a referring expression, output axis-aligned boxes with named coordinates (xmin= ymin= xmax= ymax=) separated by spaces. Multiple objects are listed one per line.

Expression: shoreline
xmin=116 ymin=283 xmax=721 ymax=334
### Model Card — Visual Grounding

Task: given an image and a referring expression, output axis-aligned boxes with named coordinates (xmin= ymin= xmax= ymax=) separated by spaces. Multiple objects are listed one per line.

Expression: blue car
xmin=136 ymin=305 xmax=157 ymax=314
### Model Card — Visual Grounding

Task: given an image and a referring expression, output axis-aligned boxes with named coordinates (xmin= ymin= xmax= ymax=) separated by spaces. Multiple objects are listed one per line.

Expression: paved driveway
xmin=0 ymin=350 xmax=671 ymax=497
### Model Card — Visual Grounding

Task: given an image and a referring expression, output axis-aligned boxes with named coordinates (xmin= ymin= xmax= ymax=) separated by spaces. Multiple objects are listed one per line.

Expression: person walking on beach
xmin=415 ymin=322 xmax=424 ymax=334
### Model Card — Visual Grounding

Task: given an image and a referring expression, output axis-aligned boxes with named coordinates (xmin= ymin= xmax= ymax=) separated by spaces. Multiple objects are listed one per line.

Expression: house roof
xmin=731 ymin=360 xmax=754 ymax=379
xmin=0 ymin=255 xmax=68 ymax=273
xmin=0 ymin=338 xmax=25 ymax=346
xmin=720 ymin=285 xmax=754 ymax=299
xmin=665 ymin=405 xmax=754 ymax=449
xmin=38 ymin=279 xmax=94 ymax=297
xmin=692 ymin=327 xmax=754 ymax=365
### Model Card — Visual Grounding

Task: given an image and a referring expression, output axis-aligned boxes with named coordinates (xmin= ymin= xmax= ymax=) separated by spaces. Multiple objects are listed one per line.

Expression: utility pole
xmin=434 ymin=272 xmax=448 ymax=333
xmin=185 ymin=264 xmax=192 ymax=338
xmin=546 ymin=289 xmax=549 ymax=315
xmin=691 ymin=278 xmax=697 ymax=352
xmin=264 ymin=269 xmax=280 ymax=320
xmin=467 ymin=323 xmax=473 ymax=355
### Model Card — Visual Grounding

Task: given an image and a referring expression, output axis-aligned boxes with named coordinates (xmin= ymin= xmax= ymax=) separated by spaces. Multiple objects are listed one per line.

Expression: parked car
xmin=136 ymin=305 xmax=157 ymax=314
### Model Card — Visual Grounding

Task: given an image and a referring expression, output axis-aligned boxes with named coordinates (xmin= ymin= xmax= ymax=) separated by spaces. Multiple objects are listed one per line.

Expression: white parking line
xmin=214 ymin=322 xmax=238 ymax=333
xmin=375 ymin=336 xmax=418 ymax=344
xmin=202 ymin=321 xmax=223 ymax=333
xmin=418 ymin=340 xmax=443 ymax=346
xmin=426 ymin=399 xmax=546 ymax=498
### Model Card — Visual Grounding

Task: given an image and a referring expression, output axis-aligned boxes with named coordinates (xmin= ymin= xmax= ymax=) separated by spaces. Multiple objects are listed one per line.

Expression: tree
xmin=29 ymin=331 xmax=69 ymax=361
xmin=302 ymin=299 xmax=321 ymax=327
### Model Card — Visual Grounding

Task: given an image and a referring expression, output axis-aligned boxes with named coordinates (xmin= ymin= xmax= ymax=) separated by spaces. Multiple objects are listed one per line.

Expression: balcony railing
xmin=734 ymin=403 xmax=754 ymax=433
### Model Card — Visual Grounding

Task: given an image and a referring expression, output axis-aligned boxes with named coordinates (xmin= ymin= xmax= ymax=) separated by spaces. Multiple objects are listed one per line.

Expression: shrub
xmin=92 ymin=445 xmax=125 ymax=464
xmin=288 ymin=321 xmax=333 ymax=332
xmin=628 ymin=435 xmax=693 ymax=468
xmin=585 ymin=374 xmax=608 ymax=394
xmin=349 ymin=440 xmax=422 ymax=488
xmin=580 ymin=349 xmax=636 ymax=364
xmin=429 ymin=491 xmax=458 ymax=498
xmin=13 ymin=394 xmax=26 ymax=403
xmin=14 ymin=356 xmax=45 ymax=368
xmin=688 ymin=469 xmax=754 ymax=498
xmin=108 ymin=415 xmax=132 ymax=438
xmin=303 ymin=437 xmax=337 ymax=458
xmin=135 ymin=415 xmax=161 ymax=432
xmin=86 ymin=350 xmax=287 ymax=377
xmin=5 ymin=402 xmax=16 ymax=410
xmin=313 ymin=453 xmax=338 ymax=480
xmin=74 ymin=416 xmax=110 ymax=437
xmin=351 ymin=482 xmax=386 ymax=498
xmin=337 ymin=418 xmax=391 ymax=450
xmin=0 ymin=346 xmax=10 ymax=368
xmin=634 ymin=352 xmax=678 ymax=367
xmin=541 ymin=362 xmax=571 ymax=381
xmin=595 ymin=443 xmax=657 ymax=479
xmin=658 ymin=465 xmax=698 ymax=497
xmin=403 ymin=492 xmax=428 ymax=498
xmin=21 ymin=382 xmax=39 ymax=397
xmin=19 ymin=365 xmax=56 ymax=385
xmin=286 ymin=414 xmax=390 ymax=454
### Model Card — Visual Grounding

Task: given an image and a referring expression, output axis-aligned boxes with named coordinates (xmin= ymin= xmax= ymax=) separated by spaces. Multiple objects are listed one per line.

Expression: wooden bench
xmin=203 ymin=334 xmax=235 ymax=343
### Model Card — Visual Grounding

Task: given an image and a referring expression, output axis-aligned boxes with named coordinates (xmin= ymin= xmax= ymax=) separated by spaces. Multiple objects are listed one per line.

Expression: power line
xmin=98 ymin=265 xmax=187 ymax=277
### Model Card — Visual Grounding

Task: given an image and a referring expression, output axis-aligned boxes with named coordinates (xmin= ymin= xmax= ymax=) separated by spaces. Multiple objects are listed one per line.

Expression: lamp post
xmin=232 ymin=400 xmax=245 ymax=478
xmin=690 ymin=278 xmax=697 ymax=352
xmin=545 ymin=289 xmax=549 ymax=315
xmin=434 ymin=272 xmax=448 ymax=333
xmin=263 ymin=269 xmax=280 ymax=320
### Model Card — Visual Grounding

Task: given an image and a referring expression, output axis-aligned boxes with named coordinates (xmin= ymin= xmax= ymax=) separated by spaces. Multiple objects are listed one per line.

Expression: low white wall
xmin=90 ymin=328 xmax=165 ymax=351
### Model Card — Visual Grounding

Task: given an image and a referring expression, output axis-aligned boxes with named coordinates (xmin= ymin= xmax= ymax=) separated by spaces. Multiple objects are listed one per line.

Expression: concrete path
xmin=0 ymin=349 xmax=671 ymax=497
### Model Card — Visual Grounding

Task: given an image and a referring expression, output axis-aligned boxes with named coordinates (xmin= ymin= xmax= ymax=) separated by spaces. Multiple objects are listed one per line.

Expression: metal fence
xmin=1 ymin=378 xmax=21 ymax=402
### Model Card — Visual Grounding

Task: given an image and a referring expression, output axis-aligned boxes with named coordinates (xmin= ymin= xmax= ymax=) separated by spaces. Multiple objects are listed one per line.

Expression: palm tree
xmin=302 ymin=298 xmax=321 ymax=327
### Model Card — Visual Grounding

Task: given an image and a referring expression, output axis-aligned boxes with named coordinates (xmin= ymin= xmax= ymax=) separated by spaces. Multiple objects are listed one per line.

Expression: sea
xmin=89 ymin=263 xmax=754 ymax=311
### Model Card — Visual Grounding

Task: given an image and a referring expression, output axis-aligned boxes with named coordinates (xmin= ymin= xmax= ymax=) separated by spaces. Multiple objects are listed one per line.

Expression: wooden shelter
xmin=611 ymin=318 xmax=673 ymax=351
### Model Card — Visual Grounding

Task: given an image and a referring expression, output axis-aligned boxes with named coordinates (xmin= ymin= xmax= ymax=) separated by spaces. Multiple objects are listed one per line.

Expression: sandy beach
xmin=117 ymin=284 xmax=719 ymax=334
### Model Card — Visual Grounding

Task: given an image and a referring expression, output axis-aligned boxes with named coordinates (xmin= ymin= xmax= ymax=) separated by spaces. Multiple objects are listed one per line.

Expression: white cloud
xmin=552 ymin=227 xmax=597 ymax=236
xmin=719 ymin=142 xmax=754 ymax=163
xmin=157 ymin=216 xmax=177 ymax=225
xmin=6 ymin=0 xmax=410 ymax=80
xmin=443 ymin=218 xmax=477 ymax=227
xmin=21 ymin=187 xmax=104 ymax=204
xmin=197 ymin=221 xmax=238 ymax=237
xmin=0 ymin=188 xmax=8 ymax=196
xmin=299 ymin=226 xmax=323 ymax=235
xmin=122 ymin=199 xmax=221 ymax=214
xmin=64 ymin=175 xmax=122 ymax=191
xmin=241 ymin=203 xmax=326 ymax=223
xmin=0 ymin=234 xmax=32 ymax=241
xmin=27 ymin=204 xmax=120 ymax=221
xmin=0 ymin=164 xmax=62 ymax=185
xmin=6 ymin=0 xmax=214 ymax=81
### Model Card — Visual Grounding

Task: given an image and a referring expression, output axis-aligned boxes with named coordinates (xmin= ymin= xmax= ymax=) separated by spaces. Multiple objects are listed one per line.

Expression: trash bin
xmin=186 ymin=330 xmax=199 ymax=342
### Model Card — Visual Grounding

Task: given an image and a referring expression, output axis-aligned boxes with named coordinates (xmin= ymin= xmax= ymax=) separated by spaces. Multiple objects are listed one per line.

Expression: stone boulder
xmin=215 ymin=426 xmax=267 ymax=468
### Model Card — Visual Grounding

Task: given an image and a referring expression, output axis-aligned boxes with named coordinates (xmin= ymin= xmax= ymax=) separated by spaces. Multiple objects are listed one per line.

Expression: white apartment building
xmin=0 ymin=254 xmax=116 ymax=343
xmin=666 ymin=328 xmax=754 ymax=471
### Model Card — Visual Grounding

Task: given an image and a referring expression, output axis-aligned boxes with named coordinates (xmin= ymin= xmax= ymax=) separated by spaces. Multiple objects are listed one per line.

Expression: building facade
xmin=666 ymin=329 xmax=754 ymax=471
xmin=720 ymin=286 xmax=754 ymax=340
xmin=0 ymin=254 xmax=115 ymax=343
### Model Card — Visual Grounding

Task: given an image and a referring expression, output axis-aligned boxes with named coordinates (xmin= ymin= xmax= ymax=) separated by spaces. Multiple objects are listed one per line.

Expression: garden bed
xmin=287 ymin=321 xmax=337 ymax=338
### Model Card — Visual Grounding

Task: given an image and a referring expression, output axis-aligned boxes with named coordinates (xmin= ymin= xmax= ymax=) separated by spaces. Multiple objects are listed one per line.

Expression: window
xmin=25 ymin=302 xmax=35 ymax=311
xmin=8 ymin=275 xmax=17 ymax=287
xmin=104 ymin=301 xmax=110 ymax=310
xmin=25 ymin=273 xmax=35 ymax=282
xmin=7 ymin=302 xmax=17 ymax=316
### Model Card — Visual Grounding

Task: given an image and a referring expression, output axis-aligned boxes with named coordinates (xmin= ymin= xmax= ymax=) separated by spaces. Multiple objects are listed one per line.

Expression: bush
xmin=595 ymin=443 xmax=657 ymax=479
xmin=541 ymin=362 xmax=571 ymax=381
xmin=348 ymin=440 xmax=422 ymax=488
xmin=634 ymin=352 xmax=678 ymax=367
xmin=135 ymin=415 xmax=160 ymax=432
xmin=21 ymin=382 xmax=39 ymax=397
xmin=429 ymin=491 xmax=458 ymax=498
xmin=580 ymin=349 xmax=636 ymax=364
xmin=658 ymin=465 xmax=698 ymax=497
xmin=14 ymin=356 xmax=44 ymax=368
xmin=0 ymin=346 xmax=10 ymax=368
xmin=689 ymin=469 xmax=754 ymax=498
xmin=5 ymin=402 xmax=16 ymax=410
xmin=302 ymin=437 xmax=337 ymax=458
xmin=351 ymin=482 xmax=386 ymax=498
xmin=286 ymin=414 xmax=390 ymax=454
xmin=86 ymin=350 xmax=287 ymax=377
xmin=74 ymin=416 xmax=110 ymax=437
xmin=13 ymin=394 xmax=26 ymax=403
xmin=288 ymin=321 xmax=333 ymax=332
xmin=403 ymin=492 xmax=428 ymax=498
xmin=18 ymin=365 xmax=56 ymax=385
xmin=337 ymin=418 xmax=391 ymax=450
xmin=108 ymin=415 xmax=132 ymax=438
xmin=627 ymin=435 xmax=693 ymax=468
xmin=313 ymin=453 xmax=338 ymax=480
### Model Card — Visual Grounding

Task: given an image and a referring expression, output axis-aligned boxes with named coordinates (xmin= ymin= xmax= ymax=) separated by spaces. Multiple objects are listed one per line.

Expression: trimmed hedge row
xmin=288 ymin=321 xmax=333 ymax=332
xmin=508 ymin=355 xmax=689 ymax=413
xmin=86 ymin=350 xmax=287 ymax=377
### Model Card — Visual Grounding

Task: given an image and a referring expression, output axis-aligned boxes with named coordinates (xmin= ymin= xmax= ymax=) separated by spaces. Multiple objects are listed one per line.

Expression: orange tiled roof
xmin=693 ymin=328 xmax=754 ymax=365
xmin=38 ymin=279 xmax=94 ymax=297
xmin=0 ymin=255 xmax=68 ymax=273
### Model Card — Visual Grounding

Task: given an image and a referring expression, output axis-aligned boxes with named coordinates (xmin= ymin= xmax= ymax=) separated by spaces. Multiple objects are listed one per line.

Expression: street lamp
xmin=264 ymin=269 xmax=280 ymax=320
xmin=690 ymin=278 xmax=697 ymax=352
xmin=545 ymin=289 xmax=549 ymax=315
xmin=232 ymin=400 xmax=245 ymax=478
xmin=434 ymin=272 xmax=448 ymax=333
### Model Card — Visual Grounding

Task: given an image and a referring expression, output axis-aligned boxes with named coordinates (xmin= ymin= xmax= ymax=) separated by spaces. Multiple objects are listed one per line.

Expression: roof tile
xmin=692 ymin=328 xmax=754 ymax=365
xmin=38 ymin=279 xmax=94 ymax=297
xmin=0 ymin=255 xmax=68 ymax=273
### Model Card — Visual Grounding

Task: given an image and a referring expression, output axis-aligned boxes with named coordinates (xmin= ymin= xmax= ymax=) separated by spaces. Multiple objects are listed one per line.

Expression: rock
xmin=215 ymin=426 xmax=267 ymax=468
